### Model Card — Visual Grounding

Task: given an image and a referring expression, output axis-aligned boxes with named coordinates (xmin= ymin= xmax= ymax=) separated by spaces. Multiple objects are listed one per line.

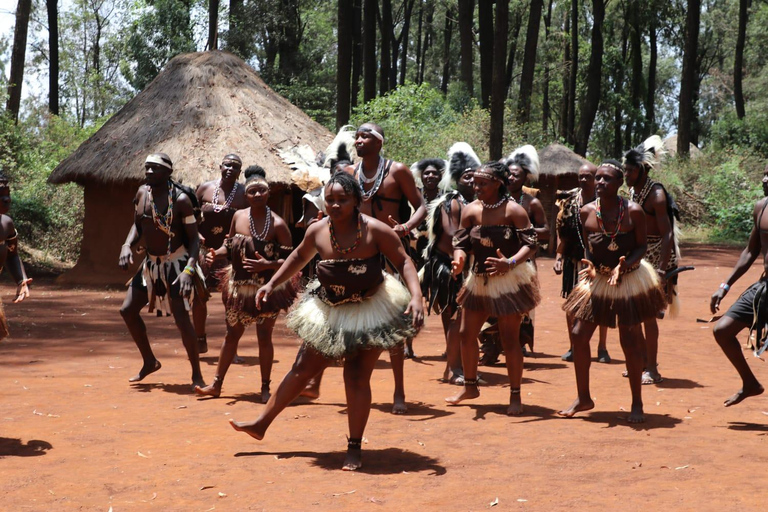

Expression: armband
xmin=183 ymin=215 xmax=196 ymax=225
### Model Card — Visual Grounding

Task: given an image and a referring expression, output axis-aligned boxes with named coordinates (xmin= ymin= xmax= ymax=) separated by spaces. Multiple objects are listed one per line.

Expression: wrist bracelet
xmin=719 ymin=282 xmax=730 ymax=291
xmin=122 ymin=243 xmax=131 ymax=248
xmin=508 ymin=257 xmax=516 ymax=268
xmin=183 ymin=265 xmax=195 ymax=276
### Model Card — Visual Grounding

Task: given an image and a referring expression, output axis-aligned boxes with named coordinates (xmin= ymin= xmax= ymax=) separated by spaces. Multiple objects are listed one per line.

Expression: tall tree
xmin=734 ymin=0 xmax=748 ymax=119
xmin=566 ymin=0 xmax=578 ymax=144
xmin=627 ymin=0 xmax=644 ymax=145
xmin=458 ymin=0 xmax=474 ymax=97
xmin=678 ymin=0 xmax=700 ymax=158
xmin=518 ymin=0 xmax=543 ymax=124
xmin=419 ymin=0 xmax=435 ymax=84
xmin=351 ymin=0 xmax=363 ymax=107
xmin=379 ymin=0 xmax=393 ymax=95
xmin=478 ymin=0 xmax=494 ymax=109
xmin=541 ymin=0 xmax=554 ymax=133
xmin=207 ymin=0 xmax=219 ymax=50
xmin=645 ymin=13 xmax=658 ymax=136
xmin=489 ymin=0 xmax=509 ymax=159
xmin=573 ymin=0 xmax=606 ymax=156
xmin=337 ymin=0 xmax=354 ymax=128
xmin=7 ymin=0 xmax=33 ymax=123
xmin=441 ymin=4 xmax=454 ymax=94
xmin=47 ymin=0 xmax=59 ymax=116
xmin=363 ymin=0 xmax=377 ymax=101
xmin=228 ymin=0 xmax=247 ymax=57
xmin=398 ymin=0 xmax=415 ymax=86
xmin=503 ymin=6 xmax=523 ymax=99
xmin=559 ymin=6 xmax=570 ymax=140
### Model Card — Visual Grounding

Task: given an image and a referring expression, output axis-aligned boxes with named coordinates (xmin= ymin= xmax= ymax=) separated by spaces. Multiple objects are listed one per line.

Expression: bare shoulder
xmin=754 ymin=197 xmax=768 ymax=216
xmin=0 ymin=214 xmax=14 ymax=239
xmin=363 ymin=213 xmax=390 ymax=233
xmin=580 ymin=202 xmax=596 ymax=215
xmin=343 ymin=164 xmax=356 ymax=176
xmin=626 ymin=199 xmax=645 ymax=215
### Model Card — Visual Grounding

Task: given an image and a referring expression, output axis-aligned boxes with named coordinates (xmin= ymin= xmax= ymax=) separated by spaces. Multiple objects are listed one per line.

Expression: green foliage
xmin=709 ymin=111 xmax=768 ymax=158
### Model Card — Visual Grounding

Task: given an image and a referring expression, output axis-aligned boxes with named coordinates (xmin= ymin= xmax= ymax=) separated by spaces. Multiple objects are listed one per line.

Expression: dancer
xmin=229 ymin=171 xmax=424 ymax=471
xmin=195 ymin=167 xmax=299 ymax=402
xmin=420 ymin=143 xmax=479 ymax=383
xmin=411 ymin=158 xmax=447 ymax=269
xmin=709 ymin=163 xmax=768 ymax=406
xmin=0 ymin=171 xmax=31 ymax=340
xmin=118 ymin=153 xmax=205 ymax=387
xmin=555 ymin=163 xmax=610 ymax=363
xmin=445 ymin=161 xmax=541 ymax=415
xmin=624 ymin=136 xmax=679 ymax=384
xmin=195 ymin=154 xmax=248 ymax=356
xmin=558 ymin=160 xmax=666 ymax=423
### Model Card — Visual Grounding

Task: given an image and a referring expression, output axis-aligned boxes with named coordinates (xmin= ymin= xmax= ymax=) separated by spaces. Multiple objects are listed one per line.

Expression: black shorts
xmin=724 ymin=281 xmax=766 ymax=326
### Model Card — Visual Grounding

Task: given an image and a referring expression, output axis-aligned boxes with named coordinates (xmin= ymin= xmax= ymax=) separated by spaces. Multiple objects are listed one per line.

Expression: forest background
xmin=1 ymin=0 xmax=768 ymax=267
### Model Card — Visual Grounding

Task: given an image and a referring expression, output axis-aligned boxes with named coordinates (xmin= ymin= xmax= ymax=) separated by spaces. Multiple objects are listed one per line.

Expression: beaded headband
xmin=145 ymin=153 xmax=173 ymax=170
xmin=599 ymin=162 xmax=624 ymax=175
xmin=472 ymin=169 xmax=502 ymax=183
xmin=245 ymin=177 xmax=269 ymax=191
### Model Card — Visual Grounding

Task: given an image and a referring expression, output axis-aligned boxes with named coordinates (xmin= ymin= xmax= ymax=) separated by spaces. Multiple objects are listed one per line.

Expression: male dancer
xmin=118 ymin=153 xmax=205 ymax=387
xmin=0 ymin=171 xmax=31 ymax=339
xmin=709 ymin=163 xmax=768 ymax=406
xmin=411 ymin=158 xmax=446 ymax=269
xmin=624 ymin=136 xmax=678 ymax=384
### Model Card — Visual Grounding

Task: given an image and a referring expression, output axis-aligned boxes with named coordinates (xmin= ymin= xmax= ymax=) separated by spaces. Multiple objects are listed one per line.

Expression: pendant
xmin=607 ymin=239 xmax=619 ymax=251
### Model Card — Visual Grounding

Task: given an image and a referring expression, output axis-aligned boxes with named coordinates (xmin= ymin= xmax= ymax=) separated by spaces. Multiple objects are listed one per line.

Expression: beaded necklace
xmin=630 ymin=178 xmax=656 ymax=208
xmin=249 ymin=207 xmax=272 ymax=241
xmin=481 ymin=196 xmax=508 ymax=209
xmin=595 ymin=197 xmax=625 ymax=252
xmin=329 ymin=214 xmax=362 ymax=255
xmin=357 ymin=158 xmax=386 ymax=201
xmin=574 ymin=190 xmax=587 ymax=251
xmin=212 ymin=180 xmax=240 ymax=213
xmin=149 ymin=181 xmax=174 ymax=255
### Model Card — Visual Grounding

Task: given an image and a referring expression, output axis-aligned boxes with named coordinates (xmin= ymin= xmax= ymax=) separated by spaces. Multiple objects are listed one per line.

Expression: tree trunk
xmin=645 ymin=15 xmax=657 ymax=136
xmin=421 ymin=0 xmax=435 ymax=84
xmin=734 ymin=0 xmax=748 ymax=119
xmin=518 ymin=0 xmax=544 ymax=124
xmin=363 ymin=0 xmax=377 ymax=102
xmin=677 ymin=0 xmax=700 ymax=158
xmin=278 ymin=0 xmax=302 ymax=81
xmin=489 ymin=0 xmax=509 ymax=160
xmin=478 ymin=0 xmax=494 ymax=109
xmin=559 ymin=8 xmax=570 ymax=140
xmin=352 ymin=0 xmax=363 ymax=107
xmin=379 ymin=0 xmax=393 ymax=96
xmin=441 ymin=4 xmax=454 ymax=94
xmin=504 ymin=6 xmax=523 ymax=98
xmin=613 ymin=24 xmax=628 ymax=157
xmin=228 ymin=0 xmax=246 ymax=57
xmin=337 ymin=0 xmax=354 ymax=128
xmin=458 ymin=0 xmax=474 ymax=97
xmin=47 ymin=0 xmax=58 ymax=116
xmin=415 ymin=1 xmax=423 ymax=84
xmin=399 ymin=0 xmax=415 ymax=86
xmin=541 ymin=0 xmax=554 ymax=134
xmin=567 ymin=0 xmax=578 ymax=144
xmin=207 ymin=0 xmax=219 ymax=50
xmin=627 ymin=1 xmax=643 ymax=145
xmin=7 ymin=0 xmax=32 ymax=123
xmin=573 ymin=0 xmax=605 ymax=156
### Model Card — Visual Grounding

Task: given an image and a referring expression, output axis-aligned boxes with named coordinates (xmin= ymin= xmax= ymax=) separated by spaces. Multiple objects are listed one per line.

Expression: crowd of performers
xmin=47 ymin=123 xmax=760 ymax=471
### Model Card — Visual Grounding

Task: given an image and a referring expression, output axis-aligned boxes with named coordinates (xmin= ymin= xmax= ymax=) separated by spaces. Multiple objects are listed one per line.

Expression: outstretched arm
xmin=4 ymin=218 xmax=30 ymax=302
xmin=255 ymin=222 xmax=321 ymax=304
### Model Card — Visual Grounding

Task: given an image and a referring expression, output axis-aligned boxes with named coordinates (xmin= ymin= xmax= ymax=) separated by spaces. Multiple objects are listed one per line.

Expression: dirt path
xmin=1 ymin=245 xmax=767 ymax=511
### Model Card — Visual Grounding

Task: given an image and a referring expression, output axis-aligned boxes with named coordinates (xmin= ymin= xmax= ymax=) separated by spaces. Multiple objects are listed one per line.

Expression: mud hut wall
xmin=536 ymin=173 xmax=579 ymax=254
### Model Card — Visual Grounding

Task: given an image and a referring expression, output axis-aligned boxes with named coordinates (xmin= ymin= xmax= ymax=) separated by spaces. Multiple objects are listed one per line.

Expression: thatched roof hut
xmin=49 ymin=51 xmax=333 ymax=284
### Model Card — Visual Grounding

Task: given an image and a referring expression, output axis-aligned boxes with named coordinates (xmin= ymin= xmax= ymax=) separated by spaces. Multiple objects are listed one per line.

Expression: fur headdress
xmin=412 ymin=158 xmax=447 ymax=188
xmin=440 ymin=142 xmax=482 ymax=191
xmin=504 ymin=144 xmax=540 ymax=182
xmin=622 ymin=135 xmax=666 ymax=171
xmin=322 ymin=125 xmax=356 ymax=169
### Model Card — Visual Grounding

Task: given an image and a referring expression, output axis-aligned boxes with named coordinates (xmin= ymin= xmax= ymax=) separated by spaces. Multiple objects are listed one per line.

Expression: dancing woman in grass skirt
xmin=230 ymin=171 xmax=424 ymax=471
xmin=558 ymin=160 xmax=666 ymax=424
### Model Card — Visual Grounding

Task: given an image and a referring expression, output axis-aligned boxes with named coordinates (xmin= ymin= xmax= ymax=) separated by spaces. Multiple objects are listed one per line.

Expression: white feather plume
xmin=441 ymin=142 xmax=482 ymax=191
xmin=322 ymin=125 xmax=356 ymax=168
xmin=505 ymin=144 xmax=540 ymax=182
xmin=641 ymin=135 xmax=666 ymax=169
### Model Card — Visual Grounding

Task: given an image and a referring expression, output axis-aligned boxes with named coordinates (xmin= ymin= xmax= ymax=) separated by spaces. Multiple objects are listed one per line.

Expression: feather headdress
xmin=412 ymin=158 xmax=447 ymax=187
xmin=322 ymin=125 xmax=356 ymax=169
xmin=504 ymin=144 xmax=540 ymax=182
xmin=440 ymin=142 xmax=482 ymax=191
xmin=622 ymin=135 xmax=666 ymax=171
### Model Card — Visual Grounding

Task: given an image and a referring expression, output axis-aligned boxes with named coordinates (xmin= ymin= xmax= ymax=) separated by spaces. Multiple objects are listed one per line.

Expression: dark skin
xmin=444 ymin=174 xmax=535 ymax=415
xmin=709 ymin=165 xmax=768 ymax=406
xmin=195 ymin=181 xmax=292 ymax=403
xmin=421 ymin=166 xmax=442 ymax=203
xmin=193 ymin=158 xmax=248 ymax=351
xmin=557 ymin=166 xmax=647 ymax=423
xmin=625 ymin=162 xmax=674 ymax=383
xmin=0 ymin=182 xmax=31 ymax=303
xmin=118 ymin=163 xmax=204 ymax=387
xmin=229 ymin=182 xmax=424 ymax=471
xmin=507 ymin=165 xmax=549 ymax=243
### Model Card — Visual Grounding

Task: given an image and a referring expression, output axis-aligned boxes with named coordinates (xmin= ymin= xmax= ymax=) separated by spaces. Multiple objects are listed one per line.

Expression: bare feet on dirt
xmin=229 ymin=419 xmax=265 ymax=440
xmin=557 ymin=397 xmax=595 ymax=418
xmin=261 ymin=383 xmax=271 ymax=404
xmin=392 ymin=393 xmax=407 ymax=414
xmin=128 ymin=360 xmax=161 ymax=382
xmin=627 ymin=404 xmax=645 ymax=423
xmin=724 ymin=384 xmax=765 ymax=407
xmin=507 ymin=391 xmax=523 ymax=416
xmin=342 ymin=443 xmax=362 ymax=471
xmin=194 ymin=382 xmax=222 ymax=398
xmin=445 ymin=384 xmax=480 ymax=405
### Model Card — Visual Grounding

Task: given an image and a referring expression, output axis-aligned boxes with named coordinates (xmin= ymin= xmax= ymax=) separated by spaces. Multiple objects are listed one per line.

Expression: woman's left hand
xmin=14 ymin=278 xmax=31 ymax=303
xmin=405 ymin=297 xmax=424 ymax=329
xmin=243 ymin=253 xmax=271 ymax=273
xmin=486 ymin=249 xmax=515 ymax=276
xmin=608 ymin=256 xmax=627 ymax=286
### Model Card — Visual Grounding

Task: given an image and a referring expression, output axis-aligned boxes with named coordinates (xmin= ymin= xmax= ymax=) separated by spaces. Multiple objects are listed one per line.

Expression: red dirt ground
xmin=2 ymin=246 xmax=767 ymax=511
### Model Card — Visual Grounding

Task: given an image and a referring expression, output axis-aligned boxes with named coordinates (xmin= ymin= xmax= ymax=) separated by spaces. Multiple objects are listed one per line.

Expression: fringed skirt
xmin=563 ymin=259 xmax=667 ymax=328
xmin=133 ymin=246 xmax=206 ymax=313
xmin=286 ymin=273 xmax=416 ymax=359
xmin=419 ymin=248 xmax=463 ymax=316
xmin=220 ymin=268 xmax=301 ymax=327
xmin=0 ymin=299 xmax=8 ymax=341
xmin=457 ymin=260 xmax=541 ymax=316
xmin=646 ymin=234 xmax=681 ymax=318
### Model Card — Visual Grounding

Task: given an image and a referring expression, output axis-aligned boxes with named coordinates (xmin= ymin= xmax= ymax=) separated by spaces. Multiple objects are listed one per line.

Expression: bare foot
xmin=641 ymin=370 xmax=664 ymax=385
xmin=192 ymin=375 xmax=205 ymax=389
xmin=627 ymin=404 xmax=645 ymax=423
xmin=392 ymin=393 xmax=407 ymax=414
xmin=557 ymin=397 xmax=595 ymax=418
xmin=229 ymin=419 xmax=265 ymax=440
xmin=445 ymin=384 xmax=480 ymax=405
xmin=194 ymin=382 xmax=221 ymax=398
xmin=342 ymin=444 xmax=362 ymax=471
xmin=233 ymin=354 xmax=245 ymax=364
xmin=197 ymin=337 xmax=208 ymax=355
xmin=507 ymin=391 xmax=523 ymax=416
xmin=128 ymin=360 xmax=161 ymax=382
xmin=724 ymin=384 xmax=765 ymax=407
xmin=261 ymin=383 xmax=271 ymax=404
xmin=404 ymin=340 xmax=416 ymax=359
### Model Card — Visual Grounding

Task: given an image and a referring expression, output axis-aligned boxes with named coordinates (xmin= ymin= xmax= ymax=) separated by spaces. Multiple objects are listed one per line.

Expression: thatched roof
xmin=538 ymin=143 xmax=591 ymax=176
xmin=663 ymin=135 xmax=703 ymax=159
xmin=48 ymin=51 xmax=333 ymax=187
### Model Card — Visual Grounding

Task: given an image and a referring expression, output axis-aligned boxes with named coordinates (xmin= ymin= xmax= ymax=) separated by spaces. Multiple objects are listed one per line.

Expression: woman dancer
xmin=445 ymin=161 xmax=541 ymax=415
xmin=229 ymin=171 xmax=424 ymax=471
xmin=195 ymin=167 xmax=298 ymax=402
xmin=558 ymin=160 xmax=666 ymax=423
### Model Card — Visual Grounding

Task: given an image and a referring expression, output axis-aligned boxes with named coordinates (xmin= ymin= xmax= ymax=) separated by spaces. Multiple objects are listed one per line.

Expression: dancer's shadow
xmin=0 ymin=438 xmax=53 ymax=457
xmin=130 ymin=382 xmax=196 ymax=396
xmin=578 ymin=410 xmax=683 ymax=430
xmin=200 ymin=356 xmax=263 ymax=367
xmin=726 ymin=422 xmax=768 ymax=434
xmin=369 ymin=401 xmax=454 ymax=420
xmin=461 ymin=403 xmax=559 ymax=422
xmin=655 ymin=378 xmax=704 ymax=389
xmin=524 ymin=361 xmax=569 ymax=371
xmin=234 ymin=447 xmax=446 ymax=475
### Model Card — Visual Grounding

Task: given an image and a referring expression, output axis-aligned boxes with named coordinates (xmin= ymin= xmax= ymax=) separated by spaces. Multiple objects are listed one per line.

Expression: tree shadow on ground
xmin=234 ymin=447 xmax=446 ymax=475
xmin=369 ymin=401 xmax=454 ymax=420
xmin=130 ymin=382 xmax=197 ymax=396
xmin=578 ymin=410 xmax=683 ymax=430
xmin=0 ymin=438 xmax=53 ymax=457
xmin=726 ymin=422 xmax=768 ymax=434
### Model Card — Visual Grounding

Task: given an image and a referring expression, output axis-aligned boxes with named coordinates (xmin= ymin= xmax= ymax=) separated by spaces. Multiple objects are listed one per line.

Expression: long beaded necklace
xmin=212 ymin=180 xmax=239 ymax=213
xmin=328 ymin=214 xmax=363 ymax=255
xmin=595 ymin=196 xmax=625 ymax=251
xmin=357 ymin=158 xmax=386 ymax=201
xmin=630 ymin=178 xmax=656 ymax=207
xmin=574 ymin=190 xmax=587 ymax=251
xmin=249 ymin=207 xmax=272 ymax=241
xmin=149 ymin=181 xmax=174 ymax=255
xmin=481 ymin=196 xmax=508 ymax=209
